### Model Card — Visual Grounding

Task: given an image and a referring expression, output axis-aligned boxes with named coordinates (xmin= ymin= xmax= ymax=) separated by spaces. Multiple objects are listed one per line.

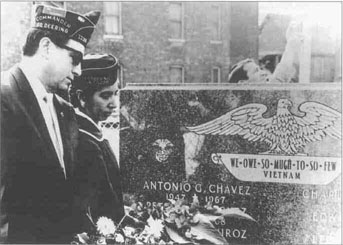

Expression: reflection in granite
xmin=120 ymin=89 xmax=341 ymax=244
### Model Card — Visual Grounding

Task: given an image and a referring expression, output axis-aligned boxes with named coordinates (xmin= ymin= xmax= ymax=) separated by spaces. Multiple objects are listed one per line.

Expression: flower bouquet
xmin=71 ymin=194 xmax=256 ymax=244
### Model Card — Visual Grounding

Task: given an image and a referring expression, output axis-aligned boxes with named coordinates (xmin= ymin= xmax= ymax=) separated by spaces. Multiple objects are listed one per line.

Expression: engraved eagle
xmin=186 ymin=99 xmax=341 ymax=155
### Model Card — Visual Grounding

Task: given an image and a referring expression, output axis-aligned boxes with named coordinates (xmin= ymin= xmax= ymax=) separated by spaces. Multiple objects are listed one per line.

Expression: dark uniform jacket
xmin=0 ymin=66 xmax=79 ymax=243
xmin=73 ymin=110 xmax=124 ymax=232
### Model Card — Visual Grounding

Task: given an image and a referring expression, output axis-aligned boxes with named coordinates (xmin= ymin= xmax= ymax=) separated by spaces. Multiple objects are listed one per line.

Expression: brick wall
xmin=69 ymin=2 xmax=258 ymax=84
xmin=229 ymin=2 xmax=259 ymax=65
xmin=2 ymin=2 xmax=259 ymax=84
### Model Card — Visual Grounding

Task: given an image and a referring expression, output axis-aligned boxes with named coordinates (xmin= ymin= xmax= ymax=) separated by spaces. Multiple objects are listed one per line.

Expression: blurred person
xmin=228 ymin=21 xmax=304 ymax=84
xmin=70 ymin=54 xmax=124 ymax=232
xmin=0 ymin=4 xmax=100 ymax=243
xmin=228 ymin=58 xmax=272 ymax=83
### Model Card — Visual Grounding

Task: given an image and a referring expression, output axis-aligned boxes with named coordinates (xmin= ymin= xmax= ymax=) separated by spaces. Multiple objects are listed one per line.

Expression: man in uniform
xmin=0 ymin=4 xmax=100 ymax=243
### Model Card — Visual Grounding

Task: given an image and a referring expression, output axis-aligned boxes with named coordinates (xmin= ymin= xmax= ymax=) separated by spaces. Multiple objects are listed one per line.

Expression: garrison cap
xmin=33 ymin=4 xmax=100 ymax=54
xmin=72 ymin=54 xmax=119 ymax=90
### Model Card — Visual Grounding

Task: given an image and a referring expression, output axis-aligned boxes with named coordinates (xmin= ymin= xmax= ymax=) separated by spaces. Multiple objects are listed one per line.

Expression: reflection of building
xmin=259 ymin=14 xmax=291 ymax=56
xmin=310 ymin=25 xmax=340 ymax=83
xmin=259 ymin=14 xmax=291 ymax=73
xmin=1 ymin=2 xmax=259 ymax=85
xmin=3 ymin=2 xmax=339 ymax=84
xmin=68 ymin=2 xmax=259 ymax=85
xmin=259 ymin=13 xmax=341 ymax=83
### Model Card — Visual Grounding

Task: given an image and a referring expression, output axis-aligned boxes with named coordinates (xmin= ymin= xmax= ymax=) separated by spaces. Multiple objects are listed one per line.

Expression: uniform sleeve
xmin=0 ymin=102 xmax=9 ymax=243
xmin=0 ymin=90 xmax=14 ymax=243
xmin=73 ymin=137 xmax=106 ymax=228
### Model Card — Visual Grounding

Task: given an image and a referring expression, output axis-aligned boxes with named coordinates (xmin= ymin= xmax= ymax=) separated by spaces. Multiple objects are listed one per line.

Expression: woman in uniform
xmin=70 ymin=54 xmax=124 ymax=231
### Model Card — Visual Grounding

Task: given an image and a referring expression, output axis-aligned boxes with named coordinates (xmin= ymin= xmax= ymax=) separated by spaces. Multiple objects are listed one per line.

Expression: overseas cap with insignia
xmin=72 ymin=54 xmax=119 ymax=91
xmin=33 ymin=4 xmax=100 ymax=54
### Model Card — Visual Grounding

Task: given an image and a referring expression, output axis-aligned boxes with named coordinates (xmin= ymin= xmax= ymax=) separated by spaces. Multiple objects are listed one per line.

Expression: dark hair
xmin=69 ymin=85 xmax=93 ymax=108
xmin=228 ymin=65 xmax=249 ymax=83
xmin=228 ymin=59 xmax=256 ymax=83
xmin=23 ymin=28 xmax=69 ymax=56
xmin=69 ymin=83 xmax=115 ymax=108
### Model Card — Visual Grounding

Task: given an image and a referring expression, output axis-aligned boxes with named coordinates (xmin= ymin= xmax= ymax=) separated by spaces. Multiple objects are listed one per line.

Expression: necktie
xmin=43 ymin=94 xmax=66 ymax=178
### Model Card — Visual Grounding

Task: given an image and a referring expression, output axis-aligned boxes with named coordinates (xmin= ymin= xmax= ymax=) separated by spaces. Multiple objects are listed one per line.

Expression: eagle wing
xmin=186 ymin=104 xmax=274 ymax=144
xmin=294 ymin=101 xmax=341 ymax=142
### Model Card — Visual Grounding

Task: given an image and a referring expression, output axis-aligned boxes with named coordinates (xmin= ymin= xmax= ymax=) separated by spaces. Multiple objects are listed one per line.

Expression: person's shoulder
xmin=79 ymin=130 xmax=103 ymax=144
xmin=1 ymin=65 xmax=26 ymax=94
xmin=76 ymin=112 xmax=105 ymax=144
xmin=78 ymin=132 xmax=103 ymax=154
xmin=1 ymin=67 xmax=22 ymax=105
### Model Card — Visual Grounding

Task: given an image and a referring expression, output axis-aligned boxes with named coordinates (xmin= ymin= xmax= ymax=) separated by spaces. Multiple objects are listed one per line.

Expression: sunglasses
xmin=61 ymin=45 xmax=83 ymax=66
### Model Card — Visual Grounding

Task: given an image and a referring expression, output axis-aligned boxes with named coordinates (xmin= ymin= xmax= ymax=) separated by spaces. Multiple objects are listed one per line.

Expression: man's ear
xmin=39 ymin=37 xmax=53 ymax=60
xmin=76 ymin=89 xmax=86 ymax=108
